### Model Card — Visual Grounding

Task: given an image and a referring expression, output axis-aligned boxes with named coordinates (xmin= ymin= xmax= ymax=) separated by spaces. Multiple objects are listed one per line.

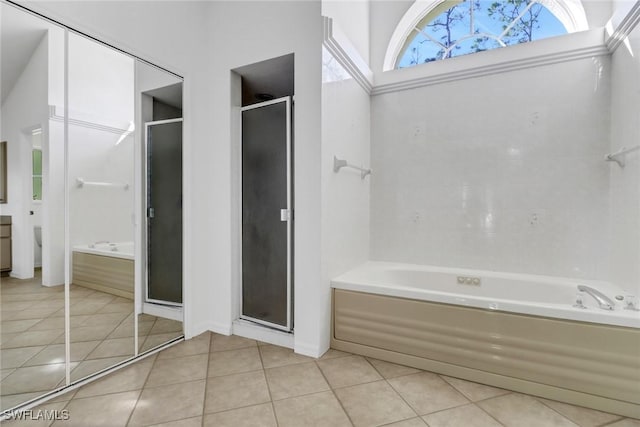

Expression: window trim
xmin=383 ymin=0 xmax=590 ymax=71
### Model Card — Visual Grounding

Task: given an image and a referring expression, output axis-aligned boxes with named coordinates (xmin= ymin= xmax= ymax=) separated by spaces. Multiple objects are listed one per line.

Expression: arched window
xmin=385 ymin=0 xmax=589 ymax=70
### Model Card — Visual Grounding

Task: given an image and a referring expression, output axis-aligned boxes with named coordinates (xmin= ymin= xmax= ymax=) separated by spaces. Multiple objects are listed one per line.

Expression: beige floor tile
xmin=0 ymin=346 xmax=45 ymax=368
xmin=0 ymin=392 xmax=45 ymax=411
xmin=128 ymin=380 xmax=205 ymax=426
xmin=478 ymin=393 xmax=579 ymax=427
xmin=23 ymin=341 xmax=102 ymax=367
xmin=367 ymin=358 xmax=421 ymax=379
xmin=388 ymin=372 xmax=469 ymax=415
xmin=145 ymin=353 xmax=208 ymax=387
xmin=68 ymin=302 xmax=111 ymax=316
xmin=97 ymin=302 xmax=134 ymax=314
xmin=538 ymin=398 xmax=623 ymax=427
xmin=208 ymin=347 xmax=262 ymax=377
xmin=149 ymin=318 xmax=184 ymax=335
xmin=70 ymin=356 xmax=129 ymax=382
xmin=422 ymin=403 xmax=502 ymax=427
xmin=1 ymin=367 xmax=15 ymax=380
xmin=51 ymin=390 xmax=139 ymax=427
xmin=66 ymin=325 xmax=116 ymax=343
xmin=0 ymin=401 xmax=68 ymax=427
xmin=204 ymin=402 xmax=277 ymax=427
xmin=385 ymin=418 xmax=428 ymax=426
xmin=1 ymin=319 xmax=41 ymax=333
xmin=148 ymin=417 xmax=203 ymax=427
xmin=259 ymin=344 xmax=312 ymax=369
xmin=440 ymin=376 xmax=510 ymax=402
xmin=317 ymin=355 xmax=382 ymax=389
xmin=204 ymin=370 xmax=271 ymax=413
xmin=140 ymin=332 xmax=183 ymax=352
xmin=318 ymin=348 xmax=351 ymax=360
xmin=26 ymin=318 xmax=67 ymax=332
xmin=334 ymin=380 xmax=416 ymax=427
xmin=1 ymin=363 xmax=67 ymax=394
xmin=86 ymin=337 xmax=135 ymax=359
xmin=606 ymin=420 xmax=640 ymax=427
xmin=2 ymin=329 xmax=64 ymax=349
xmin=106 ymin=321 xmax=137 ymax=339
xmin=81 ymin=312 xmax=130 ymax=327
xmin=211 ymin=334 xmax=257 ymax=352
xmin=265 ymin=362 xmax=329 ymax=400
xmin=0 ymin=332 xmax=20 ymax=347
xmin=273 ymin=391 xmax=351 ymax=427
xmin=3 ymin=307 xmax=60 ymax=321
xmin=73 ymin=355 xmax=156 ymax=399
xmin=158 ymin=332 xmax=211 ymax=359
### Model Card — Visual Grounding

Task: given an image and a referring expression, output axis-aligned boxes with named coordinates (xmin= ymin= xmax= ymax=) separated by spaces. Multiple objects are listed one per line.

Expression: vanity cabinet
xmin=0 ymin=216 xmax=11 ymax=275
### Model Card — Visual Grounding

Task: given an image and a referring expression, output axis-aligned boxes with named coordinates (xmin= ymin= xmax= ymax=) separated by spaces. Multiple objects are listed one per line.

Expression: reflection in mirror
xmin=0 ymin=3 xmax=67 ymax=410
xmin=136 ymin=61 xmax=184 ymax=352
xmin=67 ymin=32 xmax=136 ymax=381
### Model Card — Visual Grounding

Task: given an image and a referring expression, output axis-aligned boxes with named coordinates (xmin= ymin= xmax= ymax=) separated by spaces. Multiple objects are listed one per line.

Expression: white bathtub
xmin=73 ymin=242 xmax=134 ymax=260
xmin=331 ymin=261 xmax=640 ymax=328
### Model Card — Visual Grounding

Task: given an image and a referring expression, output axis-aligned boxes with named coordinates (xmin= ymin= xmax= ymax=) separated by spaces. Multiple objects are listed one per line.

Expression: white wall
xmin=370 ymin=56 xmax=612 ymax=280
xmin=209 ymin=1 xmax=324 ymax=356
xmin=0 ymin=33 xmax=48 ymax=279
xmin=67 ymin=33 xmax=135 ymax=250
xmin=609 ymin=23 xmax=640 ymax=294
xmin=21 ymin=1 xmax=326 ymax=356
xmin=320 ymin=46 xmax=370 ymax=351
xmin=322 ymin=0 xmax=370 ymax=64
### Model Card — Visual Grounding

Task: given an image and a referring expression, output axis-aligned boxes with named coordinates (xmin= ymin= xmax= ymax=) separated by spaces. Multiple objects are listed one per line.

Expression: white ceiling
xmin=1 ymin=4 xmax=51 ymax=104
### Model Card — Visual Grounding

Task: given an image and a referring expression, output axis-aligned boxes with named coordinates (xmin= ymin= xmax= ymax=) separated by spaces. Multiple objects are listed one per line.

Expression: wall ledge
xmin=322 ymin=16 xmax=373 ymax=95
xmin=606 ymin=1 xmax=640 ymax=52
xmin=372 ymin=29 xmax=609 ymax=96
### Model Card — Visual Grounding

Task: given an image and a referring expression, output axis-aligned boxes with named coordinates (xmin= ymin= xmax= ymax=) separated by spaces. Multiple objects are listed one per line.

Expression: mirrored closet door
xmin=0 ymin=1 xmax=184 ymax=412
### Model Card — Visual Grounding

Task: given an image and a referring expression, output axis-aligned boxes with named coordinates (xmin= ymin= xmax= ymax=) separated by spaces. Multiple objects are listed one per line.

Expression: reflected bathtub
xmin=72 ymin=241 xmax=134 ymax=299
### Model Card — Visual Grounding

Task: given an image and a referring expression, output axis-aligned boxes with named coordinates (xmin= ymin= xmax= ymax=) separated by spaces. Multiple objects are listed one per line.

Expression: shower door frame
xmin=239 ymin=96 xmax=293 ymax=332
xmin=143 ymin=117 xmax=184 ymax=308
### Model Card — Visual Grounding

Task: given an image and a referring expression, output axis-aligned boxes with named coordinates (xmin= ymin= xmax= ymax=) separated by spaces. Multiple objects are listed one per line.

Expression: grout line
xmin=256 ymin=339 xmax=279 ymax=427
xmin=123 ymin=347 xmax=160 ymax=426
xmin=201 ymin=331 xmax=213 ymax=427
xmin=536 ymin=396 xmax=625 ymax=427
xmin=598 ymin=417 xmax=629 ymax=426
xmin=314 ymin=359 xmax=355 ymax=427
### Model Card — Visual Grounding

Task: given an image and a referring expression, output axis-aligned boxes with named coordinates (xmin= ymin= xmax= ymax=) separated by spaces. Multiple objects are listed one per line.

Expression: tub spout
xmin=577 ymin=285 xmax=614 ymax=310
xmin=89 ymin=240 xmax=110 ymax=249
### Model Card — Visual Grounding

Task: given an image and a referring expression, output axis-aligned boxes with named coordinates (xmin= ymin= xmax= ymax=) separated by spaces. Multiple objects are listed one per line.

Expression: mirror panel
xmin=67 ymin=32 xmax=136 ymax=381
xmin=135 ymin=61 xmax=184 ymax=353
xmin=0 ymin=3 xmax=183 ymax=410
xmin=0 ymin=3 xmax=67 ymax=410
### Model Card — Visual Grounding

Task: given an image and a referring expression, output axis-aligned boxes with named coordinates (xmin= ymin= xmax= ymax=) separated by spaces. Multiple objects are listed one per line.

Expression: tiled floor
xmin=1 ymin=271 xmax=182 ymax=410
xmin=3 ymin=331 xmax=638 ymax=427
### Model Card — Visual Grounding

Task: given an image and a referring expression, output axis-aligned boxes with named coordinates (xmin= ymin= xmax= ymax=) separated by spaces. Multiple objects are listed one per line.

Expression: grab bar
xmin=76 ymin=177 xmax=129 ymax=190
xmin=605 ymin=145 xmax=640 ymax=168
xmin=577 ymin=285 xmax=614 ymax=310
xmin=333 ymin=156 xmax=371 ymax=179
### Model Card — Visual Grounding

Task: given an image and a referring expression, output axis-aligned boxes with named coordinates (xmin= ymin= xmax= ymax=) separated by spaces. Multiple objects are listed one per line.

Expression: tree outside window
xmin=398 ymin=0 xmax=567 ymax=68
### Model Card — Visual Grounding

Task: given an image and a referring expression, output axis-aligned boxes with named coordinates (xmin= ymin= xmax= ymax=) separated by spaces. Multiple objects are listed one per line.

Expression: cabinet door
xmin=1 ymin=237 xmax=11 ymax=270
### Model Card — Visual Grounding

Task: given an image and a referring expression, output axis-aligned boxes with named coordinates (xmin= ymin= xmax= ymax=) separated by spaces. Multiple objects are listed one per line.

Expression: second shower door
xmin=146 ymin=119 xmax=183 ymax=305
xmin=241 ymin=97 xmax=292 ymax=331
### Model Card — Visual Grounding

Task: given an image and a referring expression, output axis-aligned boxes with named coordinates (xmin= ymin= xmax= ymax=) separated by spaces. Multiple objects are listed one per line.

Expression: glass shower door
xmin=241 ymin=97 xmax=292 ymax=330
xmin=146 ymin=119 xmax=183 ymax=305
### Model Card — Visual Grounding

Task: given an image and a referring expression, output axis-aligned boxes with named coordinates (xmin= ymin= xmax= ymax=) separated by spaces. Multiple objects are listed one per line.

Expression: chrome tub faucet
xmin=577 ymin=285 xmax=615 ymax=311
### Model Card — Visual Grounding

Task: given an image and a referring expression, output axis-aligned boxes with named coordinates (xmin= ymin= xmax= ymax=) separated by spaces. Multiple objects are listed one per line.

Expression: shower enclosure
xmin=145 ymin=119 xmax=183 ymax=305
xmin=241 ymin=97 xmax=293 ymax=331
